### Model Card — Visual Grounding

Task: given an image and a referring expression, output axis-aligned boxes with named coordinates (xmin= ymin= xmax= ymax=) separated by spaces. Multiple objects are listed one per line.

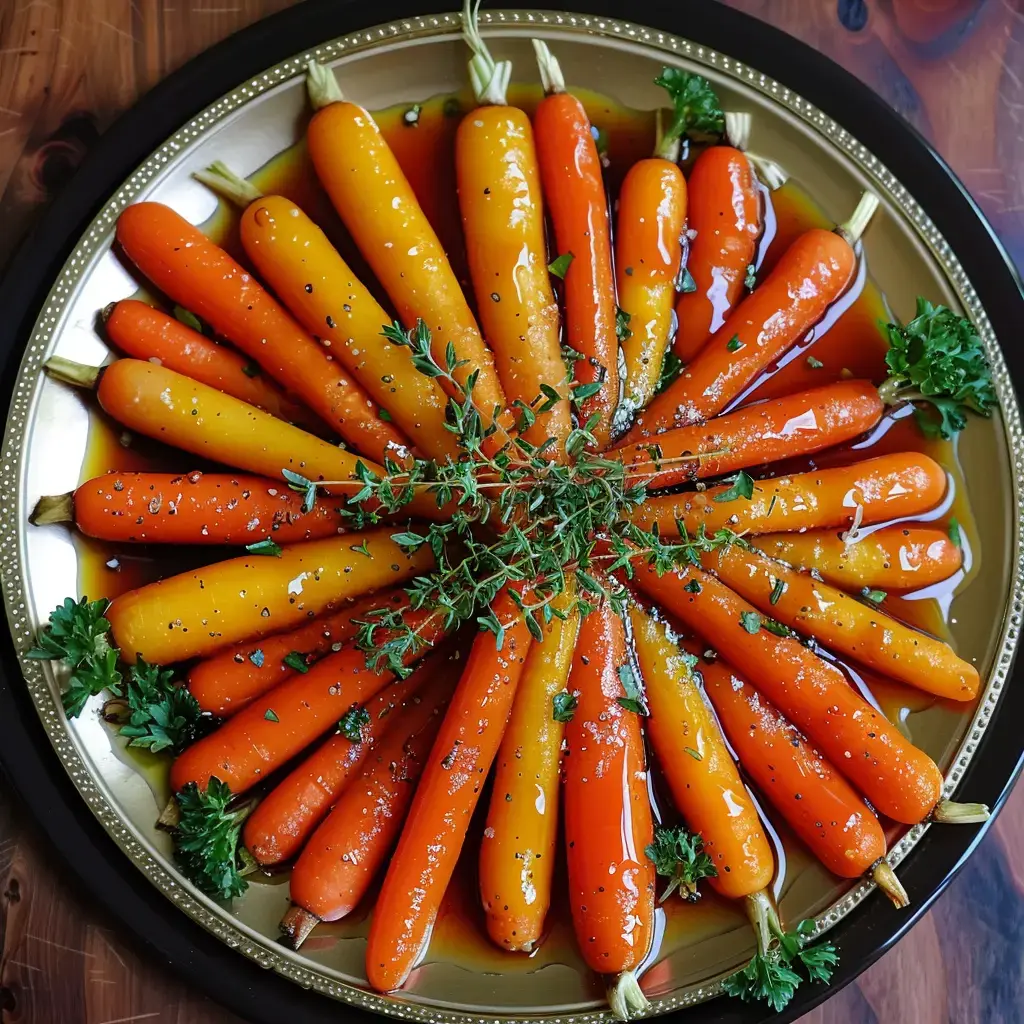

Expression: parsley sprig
xmin=645 ymin=825 xmax=717 ymax=902
xmin=653 ymin=68 xmax=724 ymax=161
xmin=877 ymin=298 xmax=996 ymax=439
xmin=723 ymin=890 xmax=838 ymax=1012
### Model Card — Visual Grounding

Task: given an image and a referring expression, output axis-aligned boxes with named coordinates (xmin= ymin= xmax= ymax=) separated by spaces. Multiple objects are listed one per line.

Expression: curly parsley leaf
xmin=654 ymin=68 xmax=725 ymax=152
xmin=110 ymin=658 xmax=208 ymax=754
xmin=339 ymin=706 xmax=371 ymax=742
xmin=552 ymin=690 xmax=578 ymax=723
xmin=644 ymin=825 xmax=717 ymax=902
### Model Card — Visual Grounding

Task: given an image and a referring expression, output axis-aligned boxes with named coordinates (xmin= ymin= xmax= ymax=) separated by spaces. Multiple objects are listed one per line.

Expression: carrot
xmin=704 ymin=542 xmax=979 ymax=701
xmin=672 ymin=142 xmax=760 ymax=365
xmin=106 ymin=527 xmax=433 ymax=664
xmin=169 ymin=607 xmax=446 ymax=795
xmin=454 ymin=7 xmax=569 ymax=453
xmin=187 ymin=588 xmax=405 ymax=717
xmin=283 ymin=665 xmax=454 ymax=942
xmin=104 ymin=299 xmax=318 ymax=431
xmin=563 ymin=598 xmax=654 ymax=1019
xmin=191 ymin=166 xmax=459 ymax=463
xmin=305 ymin=62 xmax=509 ymax=446
xmin=116 ymin=202 xmax=407 ymax=462
xmin=613 ymin=380 xmax=883 ymax=489
xmin=628 ymin=603 xmax=773 ymax=901
xmin=629 ymin=452 xmax=948 ymax=538
xmin=479 ymin=584 xmax=580 ymax=952
xmin=30 ymin=471 xmax=345 ymax=546
xmin=624 ymin=192 xmax=879 ymax=440
xmin=243 ymin=653 xmax=450 ymax=866
xmin=532 ymin=42 xmax=618 ymax=449
xmin=754 ymin=526 xmax=962 ymax=592
xmin=616 ymin=159 xmax=686 ymax=412
xmin=366 ymin=588 xmax=531 ymax=992
xmin=701 ymin=652 xmax=907 ymax=903
xmin=634 ymin=562 xmax=944 ymax=825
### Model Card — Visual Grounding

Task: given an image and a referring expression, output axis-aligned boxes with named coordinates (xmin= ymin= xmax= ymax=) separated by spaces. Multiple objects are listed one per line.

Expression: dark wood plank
xmin=0 ymin=1 xmax=1021 ymax=1022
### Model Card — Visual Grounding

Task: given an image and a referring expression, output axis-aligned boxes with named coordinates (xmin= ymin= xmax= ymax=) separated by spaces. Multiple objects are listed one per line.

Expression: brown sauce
xmin=78 ymin=87 xmax=979 ymax=985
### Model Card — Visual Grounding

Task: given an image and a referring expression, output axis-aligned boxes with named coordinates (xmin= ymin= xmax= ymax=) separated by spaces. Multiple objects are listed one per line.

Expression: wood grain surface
xmin=1 ymin=1 xmax=1022 ymax=1022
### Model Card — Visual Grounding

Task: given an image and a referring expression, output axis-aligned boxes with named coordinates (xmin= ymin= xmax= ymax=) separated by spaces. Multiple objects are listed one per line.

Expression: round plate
xmin=0 ymin=2 xmax=1022 ymax=1023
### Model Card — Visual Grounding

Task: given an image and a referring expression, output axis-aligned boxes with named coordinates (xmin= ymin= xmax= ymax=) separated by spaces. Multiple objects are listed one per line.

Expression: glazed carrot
xmin=30 ymin=471 xmax=345 ymax=546
xmin=479 ymin=585 xmax=580 ymax=952
xmin=563 ymin=599 xmax=654 ymax=1018
xmin=284 ymin=667 xmax=454 ymax=942
xmin=634 ymin=562 xmax=944 ymax=824
xmin=625 ymin=192 xmax=879 ymax=440
xmin=629 ymin=452 xmax=947 ymax=538
xmin=455 ymin=8 xmax=568 ymax=452
xmin=106 ymin=528 xmax=433 ymax=664
xmin=755 ymin=526 xmax=962 ymax=592
xmin=673 ymin=145 xmax=759 ymax=364
xmin=532 ymin=42 xmax=618 ymax=449
xmin=305 ymin=62 xmax=509 ymax=445
xmin=243 ymin=655 xmax=446 ymax=866
xmin=104 ymin=299 xmax=318 ymax=430
xmin=702 ymin=653 xmax=907 ymax=903
xmin=628 ymin=603 xmax=773 ymax=901
xmin=116 ymin=202 xmax=407 ymax=462
xmin=169 ymin=607 xmax=445 ymax=795
xmin=704 ymin=543 xmax=979 ymax=701
xmin=187 ymin=588 xmax=406 ymax=717
xmin=366 ymin=588 xmax=530 ymax=992
xmin=613 ymin=380 xmax=883 ymax=489
xmin=191 ymin=167 xmax=458 ymax=463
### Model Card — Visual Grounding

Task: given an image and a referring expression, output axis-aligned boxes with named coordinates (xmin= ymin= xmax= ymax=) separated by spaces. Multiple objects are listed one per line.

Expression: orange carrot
xmin=243 ymin=653 xmax=451 ymax=866
xmin=104 ymin=299 xmax=318 ymax=430
xmin=704 ymin=542 xmax=979 ymax=701
xmin=31 ymin=471 xmax=345 ymax=546
xmin=754 ymin=526 xmax=962 ymax=592
xmin=629 ymin=452 xmax=947 ymax=538
xmin=366 ymin=588 xmax=530 ymax=992
xmin=563 ymin=599 xmax=654 ymax=1018
xmin=673 ymin=146 xmax=760 ymax=364
xmin=169 ymin=608 xmax=446 ymax=795
xmin=305 ymin=62 xmax=509 ymax=446
xmin=628 ymin=603 xmax=773 ymax=900
xmin=625 ymin=192 xmax=879 ymax=440
xmin=107 ymin=528 xmax=432 ymax=664
xmin=116 ymin=202 xmax=407 ymax=462
xmin=479 ymin=584 xmax=580 ymax=951
xmin=532 ymin=42 xmax=618 ymax=449
xmin=455 ymin=14 xmax=568 ymax=452
xmin=702 ymin=652 xmax=906 ymax=903
xmin=187 ymin=588 xmax=405 ymax=717
xmin=634 ymin=562 xmax=944 ymax=825
xmin=613 ymin=380 xmax=883 ymax=489
xmin=191 ymin=167 xmax=459 ymax=463
xmin=284 ymin=666 xmax=454 ymax=940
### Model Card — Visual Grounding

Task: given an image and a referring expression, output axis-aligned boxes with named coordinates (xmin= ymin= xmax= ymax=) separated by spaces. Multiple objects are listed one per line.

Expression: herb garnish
xmin=616 ymin=306 xmax=632 ymax=343
xmin=246 ymin=538 xmax=282 ymax=557
xmin=739 ymin=611 xmax=762 ymax=634
xmin=616 ymin=663 xmax=648 ymax=716
xmin=173 ymin=305 xmax=204 ymax=334
xmin=713 ymin=470 xmax=755 ymax=503
xmin=339 ymin=706 xmax=371 ymax=742
xmin=282 ymin=651 xmax=310 ymax=674
xmin=656 ymin=351 xmax=684 ymax=394
xmin=552 ymin=690 xmax=578 ymax=723
xmin=653 ymin=68 xmax=724 ymax=161
xmin=644 ymin=825 xmax=717 ymax=902
xmin=548 ymin=252 xmax=574 ymax=279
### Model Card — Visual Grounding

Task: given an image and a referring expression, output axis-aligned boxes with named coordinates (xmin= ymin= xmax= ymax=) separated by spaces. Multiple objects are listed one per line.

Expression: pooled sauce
xmin=78 ymin=87 xmax=980 ymax=1000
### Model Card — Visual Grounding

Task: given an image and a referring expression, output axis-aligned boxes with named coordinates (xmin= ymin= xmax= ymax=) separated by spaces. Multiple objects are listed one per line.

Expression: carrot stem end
xmin=30 ymin=492 xmax=74 ymax=527
xmin=43 ymin=355 xmax=102 ymax=390
xmin=836 ymin=191 xmax=880 ymax=247
xmin=933 ymin=799 xmax=990 ymax=824
xmin=532 ymin=38 xmax=566 ymax=96
xmin=306 ymin=60 xmax=345 ymax=110
xmin=871 ymin=860 xmax=910 ymax=909
xmin=193 ymin=161 xmax=264 ymax=208
xmin=606 ymin=970 xmax=650 ymax=1021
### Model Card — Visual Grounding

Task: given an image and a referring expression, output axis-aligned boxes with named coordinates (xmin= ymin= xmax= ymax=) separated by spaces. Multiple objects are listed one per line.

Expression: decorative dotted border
xmin=1 ymin=10 xmax=1020 ymax=1022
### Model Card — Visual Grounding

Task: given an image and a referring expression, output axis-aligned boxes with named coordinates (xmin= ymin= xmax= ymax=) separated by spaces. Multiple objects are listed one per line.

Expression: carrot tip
xmin=932 ymin=799 xmax=990 ymax=825
xmin=280 ymin=905 xmax=321 ymax=949
xmin=43 ymin=355 xmax=101 ymax=390
xmin=30 ymin=492 xmax=73 ymax=527
xmin=871 ymin=860 xmax=910 ymax=910
xmin=606 ymin=970 xmax=650 ymax=1021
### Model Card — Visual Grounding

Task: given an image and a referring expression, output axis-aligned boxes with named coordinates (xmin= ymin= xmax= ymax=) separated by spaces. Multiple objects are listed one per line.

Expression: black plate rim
xmin=0 ymin=2 xmax=1021 ymax=1022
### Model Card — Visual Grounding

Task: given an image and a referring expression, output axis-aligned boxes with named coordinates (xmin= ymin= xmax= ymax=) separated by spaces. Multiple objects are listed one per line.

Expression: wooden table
xmin=1 ymin=0 xmax=1022 ymax=1021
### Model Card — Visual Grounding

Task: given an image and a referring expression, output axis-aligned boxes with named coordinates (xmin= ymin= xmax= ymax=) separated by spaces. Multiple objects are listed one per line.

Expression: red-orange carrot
xmin=187 ymin=588 xmax=405 ymax=717
xmin=115 ymin=202 xmax=407 ymax=461
xmin=31 ymin=471 xmax=345 ymax=546
xmin=634 ymin=562 xmax=944 ymax=825
xmin=629 ymin=452 xmax=948 ymax=538
xmin=283 ymin=667 xmax=454 ymax=942
xmin=625 ymin=192 xmax=879 ymax=440
xmin=563 ymin=599 xmax=654 ymax=1018
xmin=104 ymin=300 xmax=319 ymax=430
xmin=532 ymin=41 xmax=618 ymax=449
xmin=169 ymin=608 xmax=445 ymax=795
xmin=613 ymin=380 xmax=883 ymax=489
xmin=366 ymin=589 xmax=530 ymax=992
